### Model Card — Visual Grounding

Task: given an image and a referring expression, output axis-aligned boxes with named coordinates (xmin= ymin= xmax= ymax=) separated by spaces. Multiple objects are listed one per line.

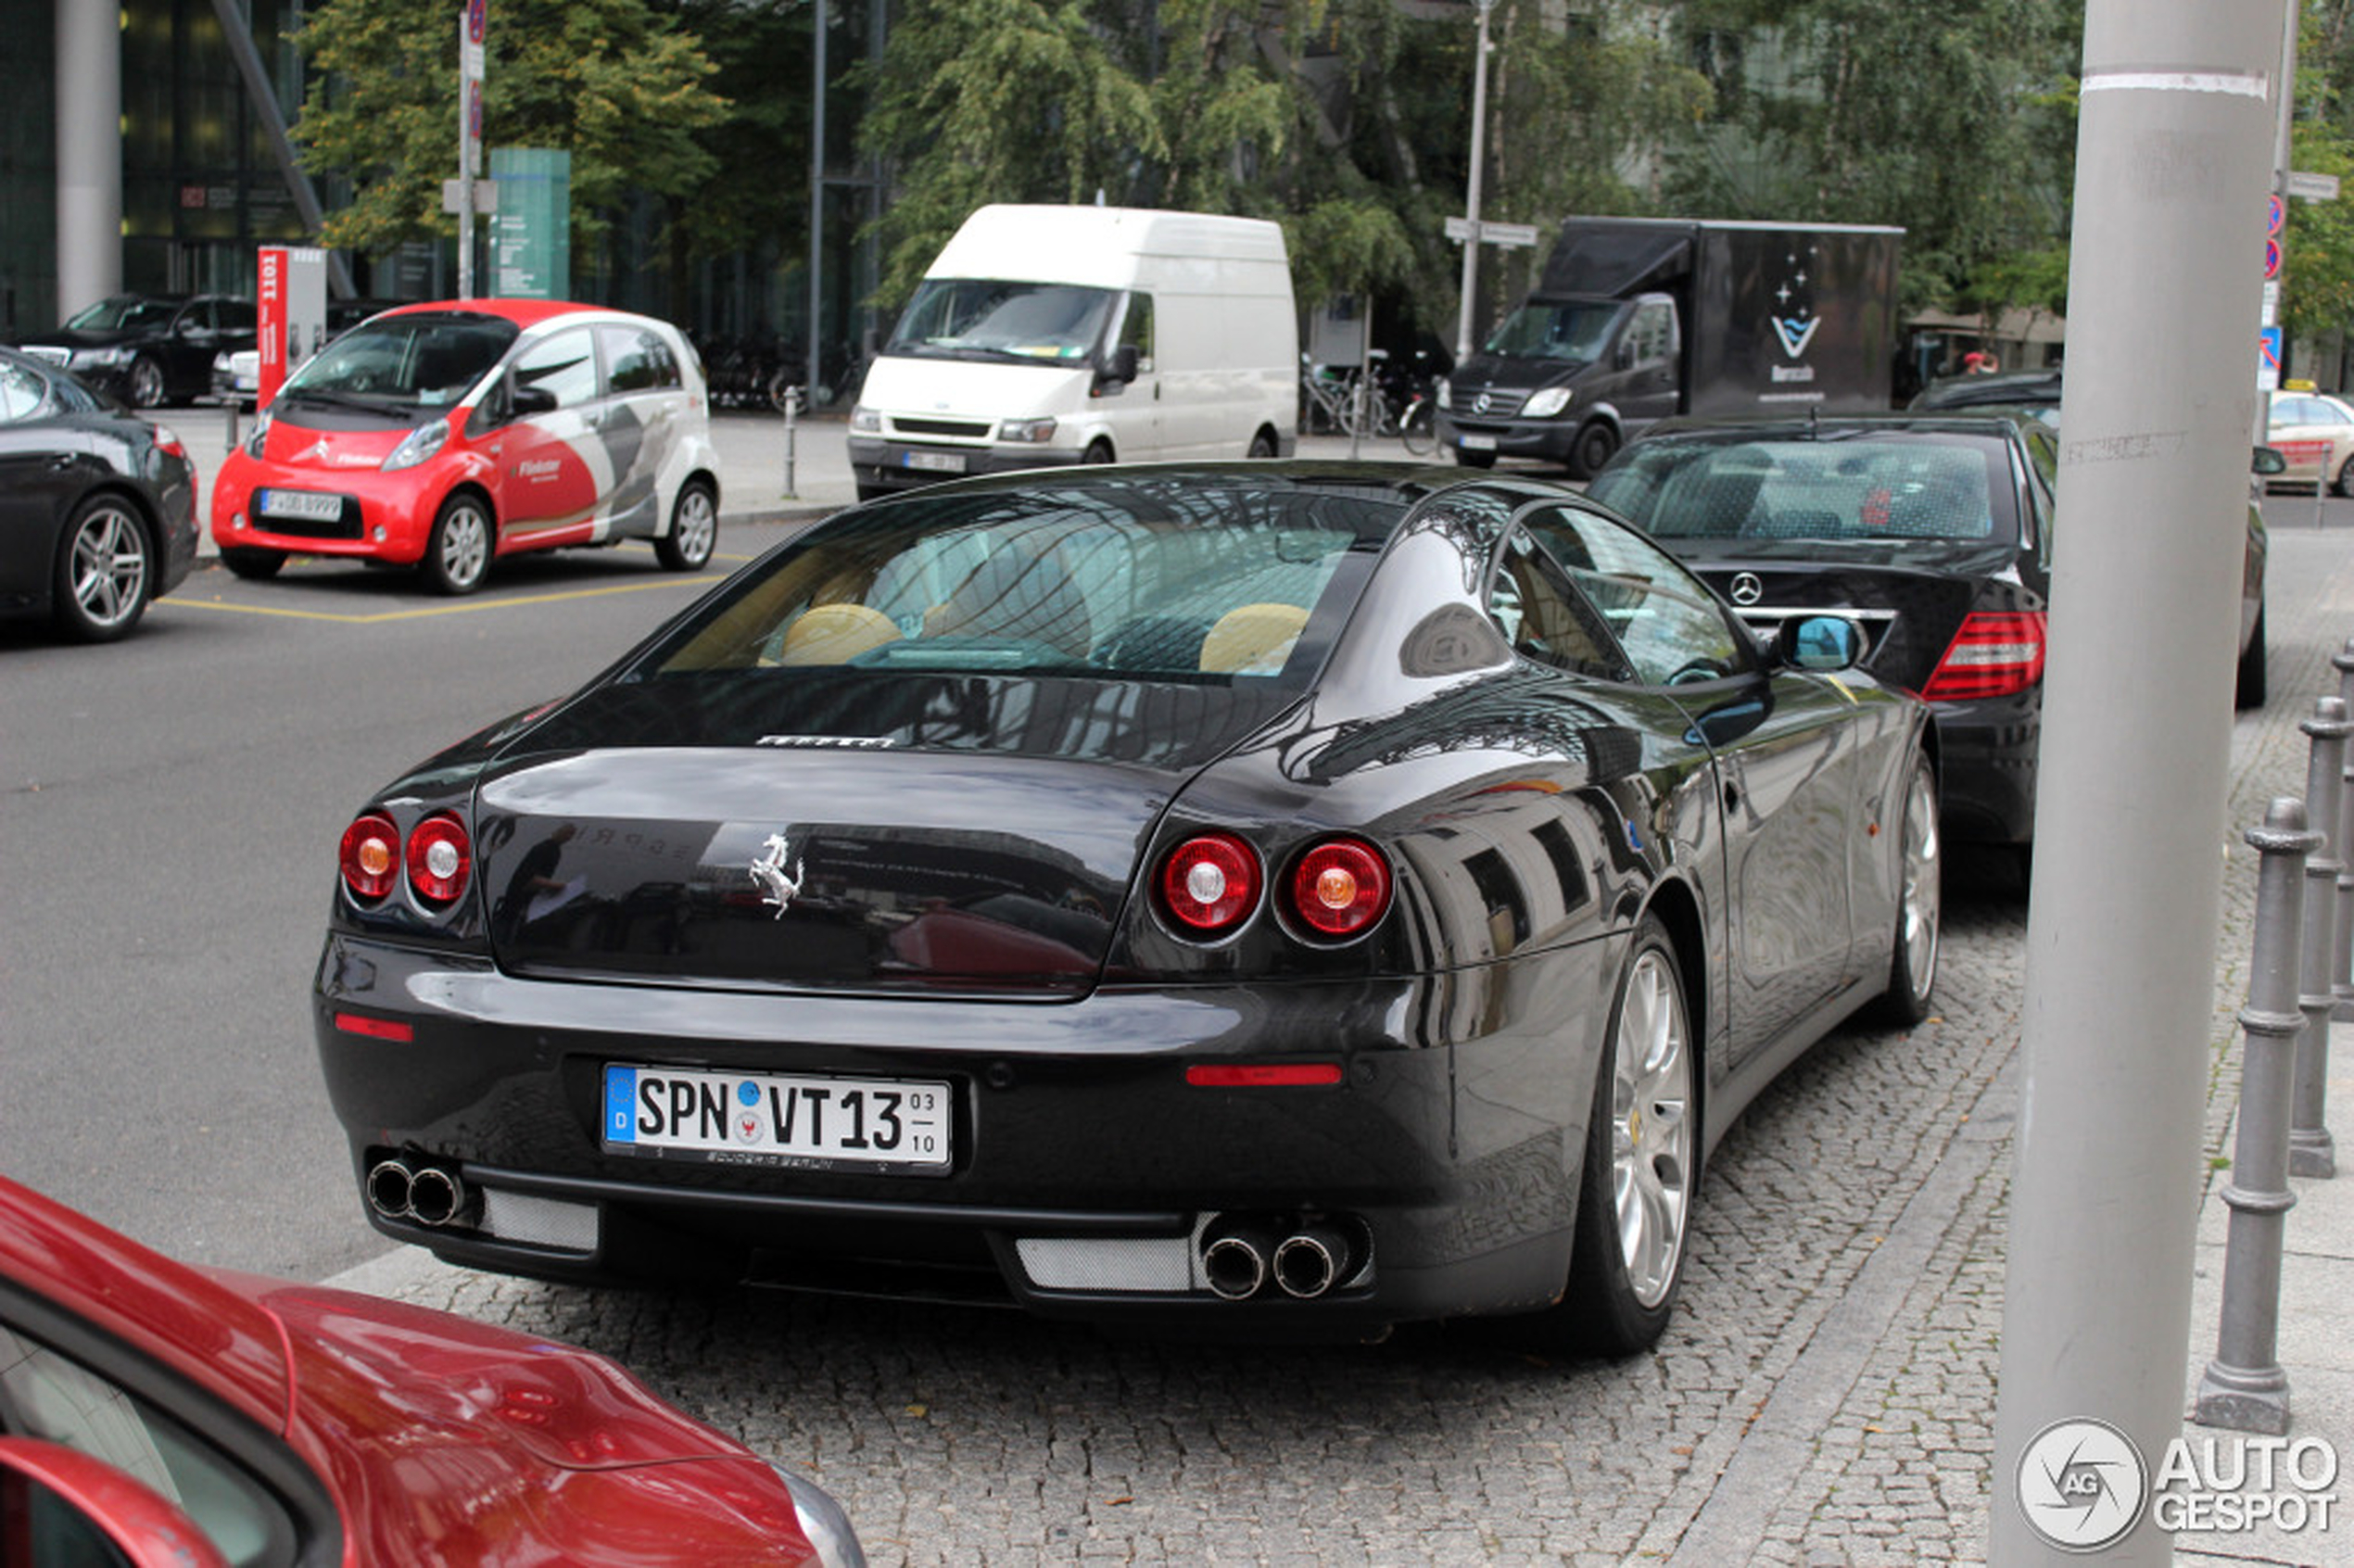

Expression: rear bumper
xmin=314 ymin=931 xmax=1611 ymax=1334
xmin=1931 ymin=689 xmax=2041 ymax=844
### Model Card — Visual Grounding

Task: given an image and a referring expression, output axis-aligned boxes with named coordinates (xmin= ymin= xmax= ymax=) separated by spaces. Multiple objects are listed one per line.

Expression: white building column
xmin=55 ymin=0 xmax=122 ymax=317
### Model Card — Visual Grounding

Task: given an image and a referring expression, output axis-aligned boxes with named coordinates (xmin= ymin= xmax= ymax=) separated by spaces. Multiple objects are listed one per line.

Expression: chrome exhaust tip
xmin=1201 ymin=1219 xmax=1277 ymax=1301
xmin=406 ymin=1166 xmax=469 ymax=1227
xmin=1272 ymin=1224 xmax=1355 ymax=1299
xmin=365 ymin=1159 xmax=413 ymax=1220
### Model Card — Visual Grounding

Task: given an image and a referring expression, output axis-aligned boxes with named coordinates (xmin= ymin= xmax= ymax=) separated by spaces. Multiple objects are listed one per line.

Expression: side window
xmin=1487 ymin=528 xmax=1627 ymax=681
xmin=1523 ymin=504 xmax=1748 ymax=685
xmin=511 ymin=328 xmax=600 ymax=409
xmin=1627 ymin=303 xmax=1674 ymax=364
xmin=0 ymin=363 xmax=46 ymax=423
xmin=599 ymin=326 xmax=677 ymax=395
xmin=218 ymin=300 xmax=257 ymax=334
xmin=1119 ymin=294 xmax=1154 ymax=370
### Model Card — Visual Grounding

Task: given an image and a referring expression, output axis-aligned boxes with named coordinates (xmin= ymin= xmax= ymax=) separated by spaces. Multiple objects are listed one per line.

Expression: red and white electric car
xmin=210 ymin=299 xmax=720 ymax=594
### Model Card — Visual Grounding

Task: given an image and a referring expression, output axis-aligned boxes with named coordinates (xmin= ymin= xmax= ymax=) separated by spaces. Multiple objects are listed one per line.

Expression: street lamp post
xmin=1452 ymin=0 xmax=1496 ymax=365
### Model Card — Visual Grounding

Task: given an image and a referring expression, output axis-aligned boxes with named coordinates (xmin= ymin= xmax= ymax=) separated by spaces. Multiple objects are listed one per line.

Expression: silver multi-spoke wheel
xmin=1611 ymin=947 xmax=1694 ymax=1309
xmin=657 ymin=481 xmax=717 ymax=571
xmin=426 ymin=496 xmax=492 ymax=595
xmin=57 ymin=499 xmax=152 ymax=640
xmin=1875 ymin=756 xmax=1943 ymax=1025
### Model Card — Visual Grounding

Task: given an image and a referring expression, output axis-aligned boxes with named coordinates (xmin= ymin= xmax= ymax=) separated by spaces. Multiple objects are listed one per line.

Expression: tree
xmin=296 ymin=0 xmax=727 ymax=273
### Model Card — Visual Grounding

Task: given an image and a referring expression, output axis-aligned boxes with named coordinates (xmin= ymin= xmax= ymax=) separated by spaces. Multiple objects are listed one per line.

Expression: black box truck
xmin=1436 ymin=217 xmax=1903 ymax=477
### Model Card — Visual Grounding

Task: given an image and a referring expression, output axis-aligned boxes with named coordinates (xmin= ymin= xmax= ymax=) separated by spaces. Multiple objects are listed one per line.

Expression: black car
xmin=0 ymin=347 xmax=199 ymax=640
xmin=1909 ymin=367 xmax=2064 ymax=418
xmin=314 ymin=462 xmax=1937 ymax=1354
xmin=15 ymin=293 xmax=258 ymax=409
xmin=1588 ymin=411 xmax=2269 ymax=860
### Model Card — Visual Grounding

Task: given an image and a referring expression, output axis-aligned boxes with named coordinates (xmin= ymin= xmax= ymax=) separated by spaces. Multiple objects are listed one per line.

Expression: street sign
xmin=2259 ymin=325 xmax=2283 ymax=392
xmin=1444 ymin=217 xmax=1539 ymax=248
xmin=466 ymin=0 xmax=487 ymax=44
xmin=2288 ymin=170 xmax=2341 ymax=202
xmin=2264 ymin=237 xmax=2283 ymax=279
xmin=2268 ymin=193 xmax=2285 ymax=235
xmin=2262 ymin=278 xmax=2280 ymax=327
xmin=441 ymin=178 xmax=499 ymax=213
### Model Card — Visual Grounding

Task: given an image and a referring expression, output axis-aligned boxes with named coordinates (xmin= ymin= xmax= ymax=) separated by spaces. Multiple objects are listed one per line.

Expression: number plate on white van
xmin=1460 ymin=435 xmax=1498 ymax=452
xmin=903 ymin=450 xmax=966 ymax=474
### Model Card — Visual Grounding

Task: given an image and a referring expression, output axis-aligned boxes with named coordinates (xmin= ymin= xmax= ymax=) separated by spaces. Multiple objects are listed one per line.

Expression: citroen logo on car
xmin=1729 ymin=573 xmax=1766 ymax=606
xmin=749 ymin=833 xmax=805 ymax=919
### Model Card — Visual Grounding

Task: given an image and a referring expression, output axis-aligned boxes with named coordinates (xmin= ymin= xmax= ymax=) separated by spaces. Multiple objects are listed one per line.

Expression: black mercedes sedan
xmin=1589 ymin=412 xmax=2269 ymax=860
xmin=0 ymin=347 xmax=199 ymax=641
xmin=14 ymin=293 xmax=257 ymax=409
xmin=314 ymin=462 xmax=1938 ymax=1353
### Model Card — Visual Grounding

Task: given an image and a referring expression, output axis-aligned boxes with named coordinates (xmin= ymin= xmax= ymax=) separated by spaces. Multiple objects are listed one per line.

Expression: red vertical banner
xmin=257 ymin=247 xmax=288 ymax=410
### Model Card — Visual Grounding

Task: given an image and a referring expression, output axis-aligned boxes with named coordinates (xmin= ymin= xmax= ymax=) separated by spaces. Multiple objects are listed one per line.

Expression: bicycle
xmin=1398 ymin=389 xmax=1436 ymax=456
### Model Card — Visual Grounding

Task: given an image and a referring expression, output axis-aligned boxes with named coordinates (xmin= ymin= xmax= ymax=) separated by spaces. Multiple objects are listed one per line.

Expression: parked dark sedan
xmin=314 ymin=462 xmax=1937 ymax=1354
xmin=1588 ymin=412 xmax=2269 ymax=861
xmin=0 ymin=347 xmax=198 ymax=641
xmin=15 ymin=293 xmax=257 ymax=408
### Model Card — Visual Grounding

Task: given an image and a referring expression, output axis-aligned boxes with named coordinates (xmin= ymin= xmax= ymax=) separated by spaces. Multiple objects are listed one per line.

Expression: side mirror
xmin=2253 ymin=445 xmax=2288 ymax=475
xmin=0 ymin=1438 xmax=232 ymax=1568
xmin=1107 ymin=344 xmax=1140 ymax=385
xmin=1774 ymin=613 xmax=1867 ymax=673
xmin=510 ymin=385 xmax=559 ymax=418
xmin=1614 ymin=339 xmax=1636 ymax=371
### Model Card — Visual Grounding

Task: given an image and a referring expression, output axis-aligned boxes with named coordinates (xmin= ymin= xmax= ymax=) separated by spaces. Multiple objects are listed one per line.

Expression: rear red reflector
xmin=1920 ymin=612 xmax=2047 ymax=702
xmin=335 ymin=1013 xmax=413 ymax=1042
xmin=1185 ymin=1063 xmax=1344 ymax=1088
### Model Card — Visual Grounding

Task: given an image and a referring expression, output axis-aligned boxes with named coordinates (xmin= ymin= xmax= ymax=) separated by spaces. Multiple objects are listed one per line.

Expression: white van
xmin=848 ymin=205 xmax=1298 ymax=500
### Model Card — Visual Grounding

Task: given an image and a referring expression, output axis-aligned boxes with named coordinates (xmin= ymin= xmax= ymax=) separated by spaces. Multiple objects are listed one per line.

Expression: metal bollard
xmin=2333 ymin=642 xmax=2354 ymax=1028
xmin=775 ymin=382 xmax=804 ymax=500
xmin=2196 ymin=796 xmax=2321 ymax=1434
xmin=2296 ymin=698 xmax=2349 ymax=1178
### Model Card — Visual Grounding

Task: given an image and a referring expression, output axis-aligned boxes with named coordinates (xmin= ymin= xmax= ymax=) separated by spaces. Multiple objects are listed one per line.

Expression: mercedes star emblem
xmin=1729 ymin=573 xmax=1766 ymax=606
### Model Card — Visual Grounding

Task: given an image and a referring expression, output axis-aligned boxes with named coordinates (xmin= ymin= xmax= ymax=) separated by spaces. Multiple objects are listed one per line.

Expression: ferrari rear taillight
xmin=1921 ymin=612 xmax=2047 ymax=702
xmin=1287 ymin=839 xmax=1392 ymax=939
xmin=340 ymin=813 xmax=400 ymax=902
xmin=1159 ymin=833 xmax=1262 ymax=934
xmin=406 ymin=815 xmax=474 ymax=905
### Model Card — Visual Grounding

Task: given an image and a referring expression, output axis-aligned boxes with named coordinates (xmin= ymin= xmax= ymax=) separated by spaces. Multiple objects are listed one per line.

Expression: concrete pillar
xmin=55 ymin=0 xmax=122 ymax=318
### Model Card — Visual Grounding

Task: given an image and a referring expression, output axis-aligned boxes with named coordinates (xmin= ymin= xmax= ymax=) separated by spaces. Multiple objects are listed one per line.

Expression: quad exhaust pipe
xmin=366 ymin=1157 xmax=475 ymax=1228
xmin=1200 ymin=1214 xmax=1366 ymax=1300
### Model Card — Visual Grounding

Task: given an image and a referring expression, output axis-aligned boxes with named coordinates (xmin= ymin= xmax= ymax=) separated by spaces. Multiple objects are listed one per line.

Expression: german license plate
xmin=259 ymin=488 xmax=344 ymax=522
xmin=601 ymin=1065 xmax=952 ymax=1171
xmin=1460 ymin=434 xmax=1499 ymax=451
xmin=903 ymin=449 xmax=966 ymax=474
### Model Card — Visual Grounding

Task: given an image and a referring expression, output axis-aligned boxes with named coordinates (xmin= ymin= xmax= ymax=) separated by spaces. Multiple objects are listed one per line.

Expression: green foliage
xmin=295 ymin=0 xmax=727 ymax=259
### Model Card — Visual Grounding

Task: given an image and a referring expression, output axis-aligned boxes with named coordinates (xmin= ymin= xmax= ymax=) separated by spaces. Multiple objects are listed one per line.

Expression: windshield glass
xmin=280 ymin=312 xmax=519 ymax=410
xmin=65 ymin=297 xmax=177 ymax=334
xmin=884 ymin=279 xmax=1119 ymax=364
xmin=1590 ymin=435 xmax=2013 ymax=544
xmin=1481 ymin=300 xmax=1622 ymax=363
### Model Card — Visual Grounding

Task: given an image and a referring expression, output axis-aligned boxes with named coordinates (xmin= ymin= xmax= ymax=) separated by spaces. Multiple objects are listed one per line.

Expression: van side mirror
xmin=1614 ymin=339 xmax=1635 ymax=371
xmin=1107 ymin=345 xmax=1140 ymax=385
xmin=2253 ymin=445 xmax=2288 ymax=475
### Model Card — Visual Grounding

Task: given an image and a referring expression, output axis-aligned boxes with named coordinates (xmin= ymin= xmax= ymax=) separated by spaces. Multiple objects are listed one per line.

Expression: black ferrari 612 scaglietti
xmin=314 ymin=462 xmax=1939 ymax=1354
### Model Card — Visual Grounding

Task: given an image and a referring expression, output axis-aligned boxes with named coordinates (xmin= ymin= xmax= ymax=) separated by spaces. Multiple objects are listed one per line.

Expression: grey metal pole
xmin=2332 ymin=639 xmax=2354 ymax=1026
xmin=807 ymin=0 xmax=827 ymax=406
xmin=2195 ymin=797 xmax=2319 ymax=1434
xmin=2293 ymin=700 xmax=2348 ymax=1179
xmin=1989 ymin=0 xmax=2280 ymax=1557
xmin=1450 ymin=0 xmax=1494 ymax=366
xmin=457 ymin=10 xmax=475 ymax=300
xmin=54 ymin=0 xmax=122 ymax=319
xmin=778 ymin=383 xmax=802 ymax=501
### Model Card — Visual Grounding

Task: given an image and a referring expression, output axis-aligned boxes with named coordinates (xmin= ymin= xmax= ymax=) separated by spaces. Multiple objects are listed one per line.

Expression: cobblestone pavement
xmin=359 ymin=525 xmax=2354 ymax=1565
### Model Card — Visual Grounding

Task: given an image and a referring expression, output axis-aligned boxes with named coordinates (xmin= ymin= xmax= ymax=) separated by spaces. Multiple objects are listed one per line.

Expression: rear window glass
xmin=1591 ymin=434 xmax=2014 ymax=545
xmin=642 ymin=474 xmax=1400 ymax=688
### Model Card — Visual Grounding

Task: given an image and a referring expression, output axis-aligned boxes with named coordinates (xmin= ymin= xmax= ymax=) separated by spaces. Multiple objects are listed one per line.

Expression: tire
xmin=855 ymin=483 xmax=890 ymax=503
xmin=2334 ymin=460 xmax=2354 ymax=499
xmin=1568 ymin=421 xmax=1619 ymax=480
xmin=1454 ymin=448 xmax=1497 ymax=470
xmin=1870 ymin=757 xmax=1942 ymax=1026
xmin=54 ymin=495 xmax=155 ymax=641
xmin=422 ymin=492 xmax=494 ymax=596
xmin=1082 ymin=439 xmax=1114 ymax=465
xmin=655 ymin=480 xmax=717 ymax=572
xmin=127 ymin=357 xmax=166 ymax=410
xmin=2235 ymin=603 xmax=2268 ymax=710
xmin=1550 ymin=916 xmax=1696 ymax=1356
xmin=1400 ymin=400 xmax=1436 ymax=457
xmin=220 ymin=547 xmax=285 ymax=580
xmin=1247 ymin=428 xmax=1277 ymax=460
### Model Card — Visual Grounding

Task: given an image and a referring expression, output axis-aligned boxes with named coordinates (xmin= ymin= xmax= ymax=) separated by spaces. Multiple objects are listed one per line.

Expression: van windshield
xmin=1481 ymin=299 xmax=1623 ymax=364
xmin=884 ymin=280 xmax=1118 ymax=365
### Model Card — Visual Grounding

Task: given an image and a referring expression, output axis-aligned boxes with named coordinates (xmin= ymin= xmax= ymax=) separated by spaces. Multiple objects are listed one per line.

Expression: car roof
xmin=1633 ymin=411 xmax=2042 ymax=445
xmin=374 ymin=297 xmax=651 ymax=331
